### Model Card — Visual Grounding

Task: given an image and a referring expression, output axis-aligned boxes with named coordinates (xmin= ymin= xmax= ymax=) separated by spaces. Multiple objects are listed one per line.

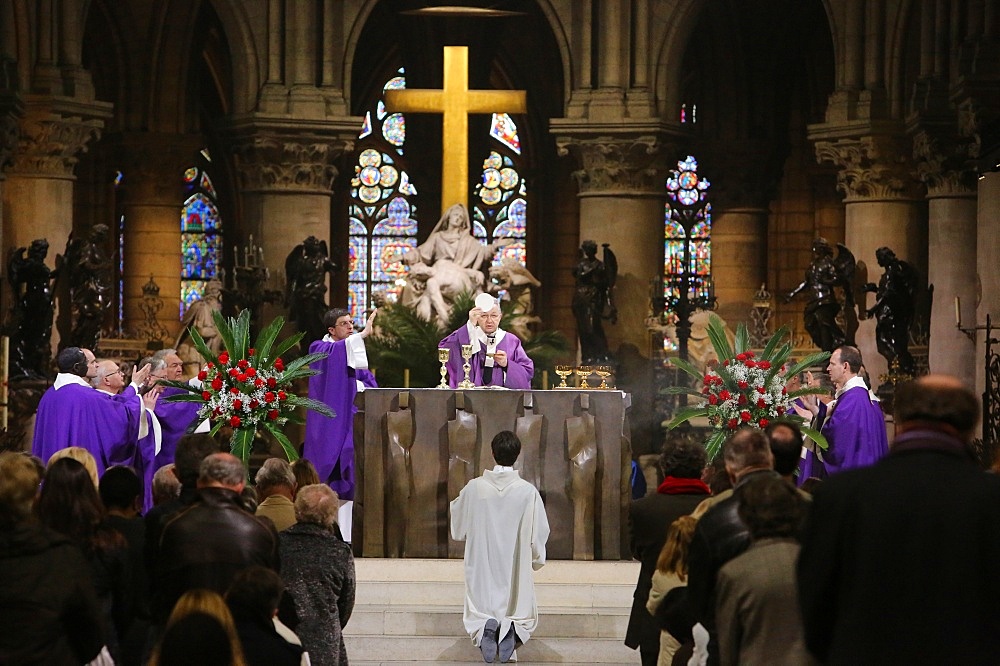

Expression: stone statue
xmin=487 ymin=257 xmax=542 ymax=340
xmin=7 ymin=239 xmax=57 ymax=378
xmin=391 ymin=203 xmax=510 ymax=327
xmin=784 ymin=237 xmax=856 ymax=352
xmin=865 ymin=246 xmax=918 ymax=376
xmin=62 ymin=224 xmax=113 ymax=351
xmin=572 ymin=240 xmax=617 ymax=364
xmin=285 ymin=236 xmax=338 ymax=344
xmin=175 ymin=279 xmax=223 ymax=376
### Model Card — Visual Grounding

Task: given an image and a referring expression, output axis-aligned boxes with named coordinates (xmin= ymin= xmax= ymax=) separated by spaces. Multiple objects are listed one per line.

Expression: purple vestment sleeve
xmin=819 ymin=386 xmax=889 ymax=475
xmin=32 ymin=384 xmax=145 ymax=477
xmin=439 ymin=326 xmax=534 ymax=389
xmin=358 ymin=368 xmax=379 ymax=389
xmin=303 ymin=338 xmax=360 ymax=500
xmin=153 ymin=387 xmax=203 ymax=470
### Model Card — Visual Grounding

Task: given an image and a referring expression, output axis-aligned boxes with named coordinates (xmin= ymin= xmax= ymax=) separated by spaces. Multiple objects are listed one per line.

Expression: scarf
xmin=657 ymin=476 xmax=711 ymax=495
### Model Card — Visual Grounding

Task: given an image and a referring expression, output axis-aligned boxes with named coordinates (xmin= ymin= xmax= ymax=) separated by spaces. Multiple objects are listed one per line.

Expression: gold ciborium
xmin=458 ymin=344 xmax=475 ymax=389
xmin=554 ymin=364 xmax=573 ymax=389
xmin=595 ymin=365 xmax=613 ymax=389
xmin=575 ymin=365 xmax=593 ymax=389
xmin=437 ymin=347 xmax=450 ymax=388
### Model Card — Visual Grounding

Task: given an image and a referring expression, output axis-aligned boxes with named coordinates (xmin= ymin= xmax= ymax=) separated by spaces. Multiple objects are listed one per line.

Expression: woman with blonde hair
xmin=47 ymin=446 xmax=99 ymax=488
xmin=151 ymin=589 xmax=247 ymax=666
xmin=646 ymin=515 xmax=699 ymax=665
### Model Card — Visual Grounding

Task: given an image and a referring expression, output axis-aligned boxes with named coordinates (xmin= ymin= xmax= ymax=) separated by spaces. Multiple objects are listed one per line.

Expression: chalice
xmin=575 ymin=365 xmax=593 ymax=389
xmin=437 ymin=347 xmax=450 ymax=388
xmin=458 ymin=344 xmax=475 ymax=389
xmin=554 ymin=364 xmax=573 ymax=389
xmin=595 ymin=365 xmax=613 ymax=389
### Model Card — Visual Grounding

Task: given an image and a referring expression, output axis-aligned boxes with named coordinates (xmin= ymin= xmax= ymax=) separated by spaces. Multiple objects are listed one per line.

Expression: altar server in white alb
xmin=450 ymin=430 xmax=550 ymax=663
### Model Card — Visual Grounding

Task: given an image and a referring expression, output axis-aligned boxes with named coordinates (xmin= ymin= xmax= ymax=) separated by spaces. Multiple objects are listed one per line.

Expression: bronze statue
xmin=784 ymin=238 xmax=856 ymax=352
xmin=7 ymin=239 xmax=57 ymax=378
xmin=865 ymin=246 xmax=918 ymax=376
xmin=572 ymin=240 xmax=617 ymax=364
xmin=62 ymin=224 xmax=113 ymax=351
xmin=285 ymin=236 xmax=338 ymax=344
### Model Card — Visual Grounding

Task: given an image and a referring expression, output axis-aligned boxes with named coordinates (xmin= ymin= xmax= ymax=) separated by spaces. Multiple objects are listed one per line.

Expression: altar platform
xmin=353 ymin=388 xmax=632 ymax=560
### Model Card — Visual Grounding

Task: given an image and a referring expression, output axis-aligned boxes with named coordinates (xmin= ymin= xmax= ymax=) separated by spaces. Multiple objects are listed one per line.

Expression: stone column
xmin=815 ymin=136 xmax=925 ymax=389
xmin=554 ymin=134 xmax=670 ymax=356
xmin=977 ymin=172 xmax=1000 ymax=401
xmin=113 ymin=133 xmax=200 ymax=339
xmin=913 ymin=130 xmax=978 ymax=387
xmin=0 ymin=89 xmax=23 ymax=255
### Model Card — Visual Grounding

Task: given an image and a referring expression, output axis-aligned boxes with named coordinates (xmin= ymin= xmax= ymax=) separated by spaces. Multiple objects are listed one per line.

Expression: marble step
xmin=345 ymin=635 xmax=637 ymax=664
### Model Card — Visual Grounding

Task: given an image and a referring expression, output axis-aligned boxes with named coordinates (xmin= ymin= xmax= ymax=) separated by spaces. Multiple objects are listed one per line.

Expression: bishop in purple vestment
xmin=813 ymin=346 xmax=889 ymax=476
xmin=440 ymin=294 xmax=533 ymax=390
xmin=33 ymin=348 xmax=154 ymax=478
xmin=304 ymin=308 xmax=378 ymax=501
xmin=150 ymin=349 xmax=205 ymax=471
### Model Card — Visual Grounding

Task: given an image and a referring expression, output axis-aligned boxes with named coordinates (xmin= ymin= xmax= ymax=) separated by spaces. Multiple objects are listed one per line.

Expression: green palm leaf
xmin=253 ymin=316 xmax=286 ymax=361
xmin=707 ymin=314 xmax=734 ymax=361
xmin=666 ymin=405 xmax=709 ymax=429
xmin=230 ymin=428 xmax=255 ymax=467
xmin=264 ymin=421 xmax=300 ymax=462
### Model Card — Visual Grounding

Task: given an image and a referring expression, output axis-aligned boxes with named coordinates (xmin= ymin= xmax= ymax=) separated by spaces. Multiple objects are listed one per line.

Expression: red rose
xmin=277 ymin=390 xmax=287 ymax=401
xmin=738 ymin=394 xmax=748 ymax=405
xmin=719 ymin=389 xmax=731 ymax=400
xmin=757 ymin=386 xmax=767 ymax=394
xmin=736 ymin=353 xmax=747 ymax=361
xmin=255 ymin=378 xmax=265 ymax=388
xmin=229 ymin=416 xmax=241 ymax=427
xmin=264 ymin=391 xmax=276 ymax=403
xmin=211 ymin=377 xmax=223 ymax=390
xmin=274 ymin=358 xmax=285 ymax=372
xmin=781 ymin=387 xmax=787 ymax=395
xmin=777 ymin=406 xmax=785 ymax=415
xmin=236 ymin=373 xmax=247 ymax=383
xmin=758 ymin=361 xmax=771 ymax=370
xmin=723 ymin=360 xmax=730 ymax=366
xmin=727 ymin=418 xmax=739 ymax=429
xmin=745 ymin=360 xmax=756 ymax=368
xmin=758 ymin=417 xmax=769 ymax=428
xmin=228 ymin=368 xmax=239 ymax=378
xmin=738 ymin=381 xmax=749 ymax=389
xmin=249 ymin=399 xmax=260 ymax=409
xmin=757 ymin=398 xmax=766 ymax=408
xmin=268 ymin=409 xmax=279 ymax=420
xmin=207 ymin=362 xmax=214 ymax=369
xmin=703 ymin=375 xmax=712 ymax=386
xmin=740 ymin=410 xmax=751 ymax=422
xmin=218 ymin=352 xmax=229 ymax=364
xmin=229 ymin=387 xmax=240 ymax=395
xmin=267 ymin=377 xmax=277 ymax=388
xmin=197 ymin=370 xmax=208 ymax=381
xmin=201 ymin=391 xmax=211 ymax=401
xmin=746 ymin=351 xmax=754 ymax=358
xmin=248 ymin=348 xmax=256 ymax=356
xmin=246 ymin=368 xmax=257 ymax=377
xmin=708 ymin=394 xmax=718 ymax=405
xmin=213 ymin=407 xmax=222 ymax=416
xmin=233 ymin=399 xmax=243 ymax=410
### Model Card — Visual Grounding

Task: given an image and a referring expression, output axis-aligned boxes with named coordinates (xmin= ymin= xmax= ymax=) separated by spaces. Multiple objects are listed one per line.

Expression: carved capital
xmin=814 ymin=136 xmax=920 ymax=201
xmin=8 ymin=99 xmax=111 ymax=178
xmin=0 ymin=100 xmax=23 ymax=174
xmin=554 ymin=135 xmax=672 ymax=194
xmin=231 ymin=135 xmax=351 ymax=193
xmin=912 ymin=129 xmax=977 ymax=197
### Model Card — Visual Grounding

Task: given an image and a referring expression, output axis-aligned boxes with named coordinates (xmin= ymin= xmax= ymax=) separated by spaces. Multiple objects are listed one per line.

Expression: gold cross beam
xmin=384 ymin=46 xmax=527 ymax=213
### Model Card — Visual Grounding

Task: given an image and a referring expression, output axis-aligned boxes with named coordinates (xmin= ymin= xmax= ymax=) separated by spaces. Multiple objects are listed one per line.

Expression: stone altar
xmin=353 ymin=388 xmax=632 ymax=560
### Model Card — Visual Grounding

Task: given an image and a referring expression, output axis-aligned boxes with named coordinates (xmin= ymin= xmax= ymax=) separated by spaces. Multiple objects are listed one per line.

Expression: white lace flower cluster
xmin=195 ymin=350 xmax=291 ymax=429
xmin=701 ymin=351 xmax=792 ymax=432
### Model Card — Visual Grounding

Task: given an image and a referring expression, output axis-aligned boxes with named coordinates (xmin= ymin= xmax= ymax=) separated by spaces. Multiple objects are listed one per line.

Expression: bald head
xmin=894 ymin=375 xmax=979 ymax=441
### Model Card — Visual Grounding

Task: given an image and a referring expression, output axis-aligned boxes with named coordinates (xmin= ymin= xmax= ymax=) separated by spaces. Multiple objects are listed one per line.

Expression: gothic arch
xmin=0 ymin=0 xmax=33 ymax=89
xmin=205 ymin=0 xmax=262 ymax=114
xmin=651 ymin=0 xmax=711 ymax=120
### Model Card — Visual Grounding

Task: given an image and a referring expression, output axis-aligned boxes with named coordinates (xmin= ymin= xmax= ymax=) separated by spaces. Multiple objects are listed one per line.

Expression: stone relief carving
xmin=815 ymin=136 xmax=919 ymax=200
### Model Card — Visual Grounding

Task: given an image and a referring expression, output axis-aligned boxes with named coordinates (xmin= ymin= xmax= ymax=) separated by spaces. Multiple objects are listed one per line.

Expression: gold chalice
xmin=458 ymin=344 xmax=475 ymax=389
xmin=595 ymin=365 xmax=613 ymax=389
xmin=554 ymin=364 xmax=572 ymax=389
xmin=437 ymin=347 xmax=450 ymax=388
xmin=576 ymin=365 xmax=593 ymax=389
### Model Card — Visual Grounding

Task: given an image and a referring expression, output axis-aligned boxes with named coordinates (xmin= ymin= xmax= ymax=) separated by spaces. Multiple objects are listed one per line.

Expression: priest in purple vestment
xmin=33 ymin=348 xmax=157 ymax=478
xmin=440 ymin=293 xmax=534 ymax=390
xmin=803 ymin=345 xmax=889 ymax=477
xmin=304 ymin=307 xmax=379 ymax=501
xmin=149 ymin=348 xmax=206 ymax=471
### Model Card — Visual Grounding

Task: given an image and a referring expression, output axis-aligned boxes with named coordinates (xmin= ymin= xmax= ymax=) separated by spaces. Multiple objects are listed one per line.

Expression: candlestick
xmin=404 ymin=368 xmax=410 ymax=388
xmin=955 ymin=296 xmax=961 ymax=327
xmin=542 ymin=370 xmax=549 ymax=390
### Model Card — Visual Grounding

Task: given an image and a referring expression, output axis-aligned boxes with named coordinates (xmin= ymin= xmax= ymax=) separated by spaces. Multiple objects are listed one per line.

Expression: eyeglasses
xmin=336 ymin=321 xmax=354 ymax=328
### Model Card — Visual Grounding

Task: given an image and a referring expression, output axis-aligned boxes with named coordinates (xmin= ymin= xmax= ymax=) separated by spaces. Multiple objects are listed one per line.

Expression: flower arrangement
xmin=163 ymin=309 xmax=334 ymax=466
xmin=665 ymin=313 xmax=829 ymax=459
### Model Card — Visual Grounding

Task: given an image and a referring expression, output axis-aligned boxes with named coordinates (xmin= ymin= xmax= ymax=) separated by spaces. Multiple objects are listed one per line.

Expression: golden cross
xmin=384 ymin=46 xmax=527 ymax=213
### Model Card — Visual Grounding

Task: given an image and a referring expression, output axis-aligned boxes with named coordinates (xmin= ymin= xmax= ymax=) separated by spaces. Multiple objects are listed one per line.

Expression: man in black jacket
xmin=798 ymin=375 xmax=1000 ymax=664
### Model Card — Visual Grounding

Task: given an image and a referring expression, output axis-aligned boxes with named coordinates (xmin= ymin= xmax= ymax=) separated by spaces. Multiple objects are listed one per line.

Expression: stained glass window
xmin=663 ymin=155 xmax=712 ymax=352
xmin=348 ymin=68 xmax=419 ymax=322
xmin=180 ymin=151 xmax=223 ymax=318
xmin=473 ymin=112 xmax=528 ymax=271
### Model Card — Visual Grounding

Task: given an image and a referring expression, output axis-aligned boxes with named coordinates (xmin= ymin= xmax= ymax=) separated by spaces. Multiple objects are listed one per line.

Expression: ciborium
xmin=554 ymin=364 xmax=573 ymax=389
xmin=575 ymin=365 xmax=593 ymax=389
xmin=595 ymin=365 xmax=613 ymax=389
xmin=458 ymin=344 xmax=475 ymax=389
xmin=437 ymin=347 xmax=450 ymax=388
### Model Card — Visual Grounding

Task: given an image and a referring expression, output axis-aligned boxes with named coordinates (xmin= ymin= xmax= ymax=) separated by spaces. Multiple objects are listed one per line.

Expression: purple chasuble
xmin=818 ymin=385 xmax=889 ymax=475
xmin=439 ymin=325 xmax=533 ymax=390
xmin=33 ymin=383 xmax=145 ymax=477
xmin=153 ymin=386 xmax=203 ymax=471
xmin=304 ymin=338 xmax=373 ymax=500
xmin=103 ymin=387 xmax=157 ymax=512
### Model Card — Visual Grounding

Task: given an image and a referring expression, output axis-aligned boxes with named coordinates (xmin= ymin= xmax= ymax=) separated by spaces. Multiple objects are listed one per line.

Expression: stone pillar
xmin=815 ymin=136 xmax=925 ymax=389
xmin=977 ymin=172 xmax=1000 ymax=401
xmin=554 ymin=134 xmax=670 ymax=356
xmin=113 ymin=133 xmax=200 ymax=339
xmin=0 ymin=89 xmax=23 ymax=255
xmin=710 ymin=207 xmax=768 ymax=326
xmin=913 ymin=130 xmax=978 ymax=387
